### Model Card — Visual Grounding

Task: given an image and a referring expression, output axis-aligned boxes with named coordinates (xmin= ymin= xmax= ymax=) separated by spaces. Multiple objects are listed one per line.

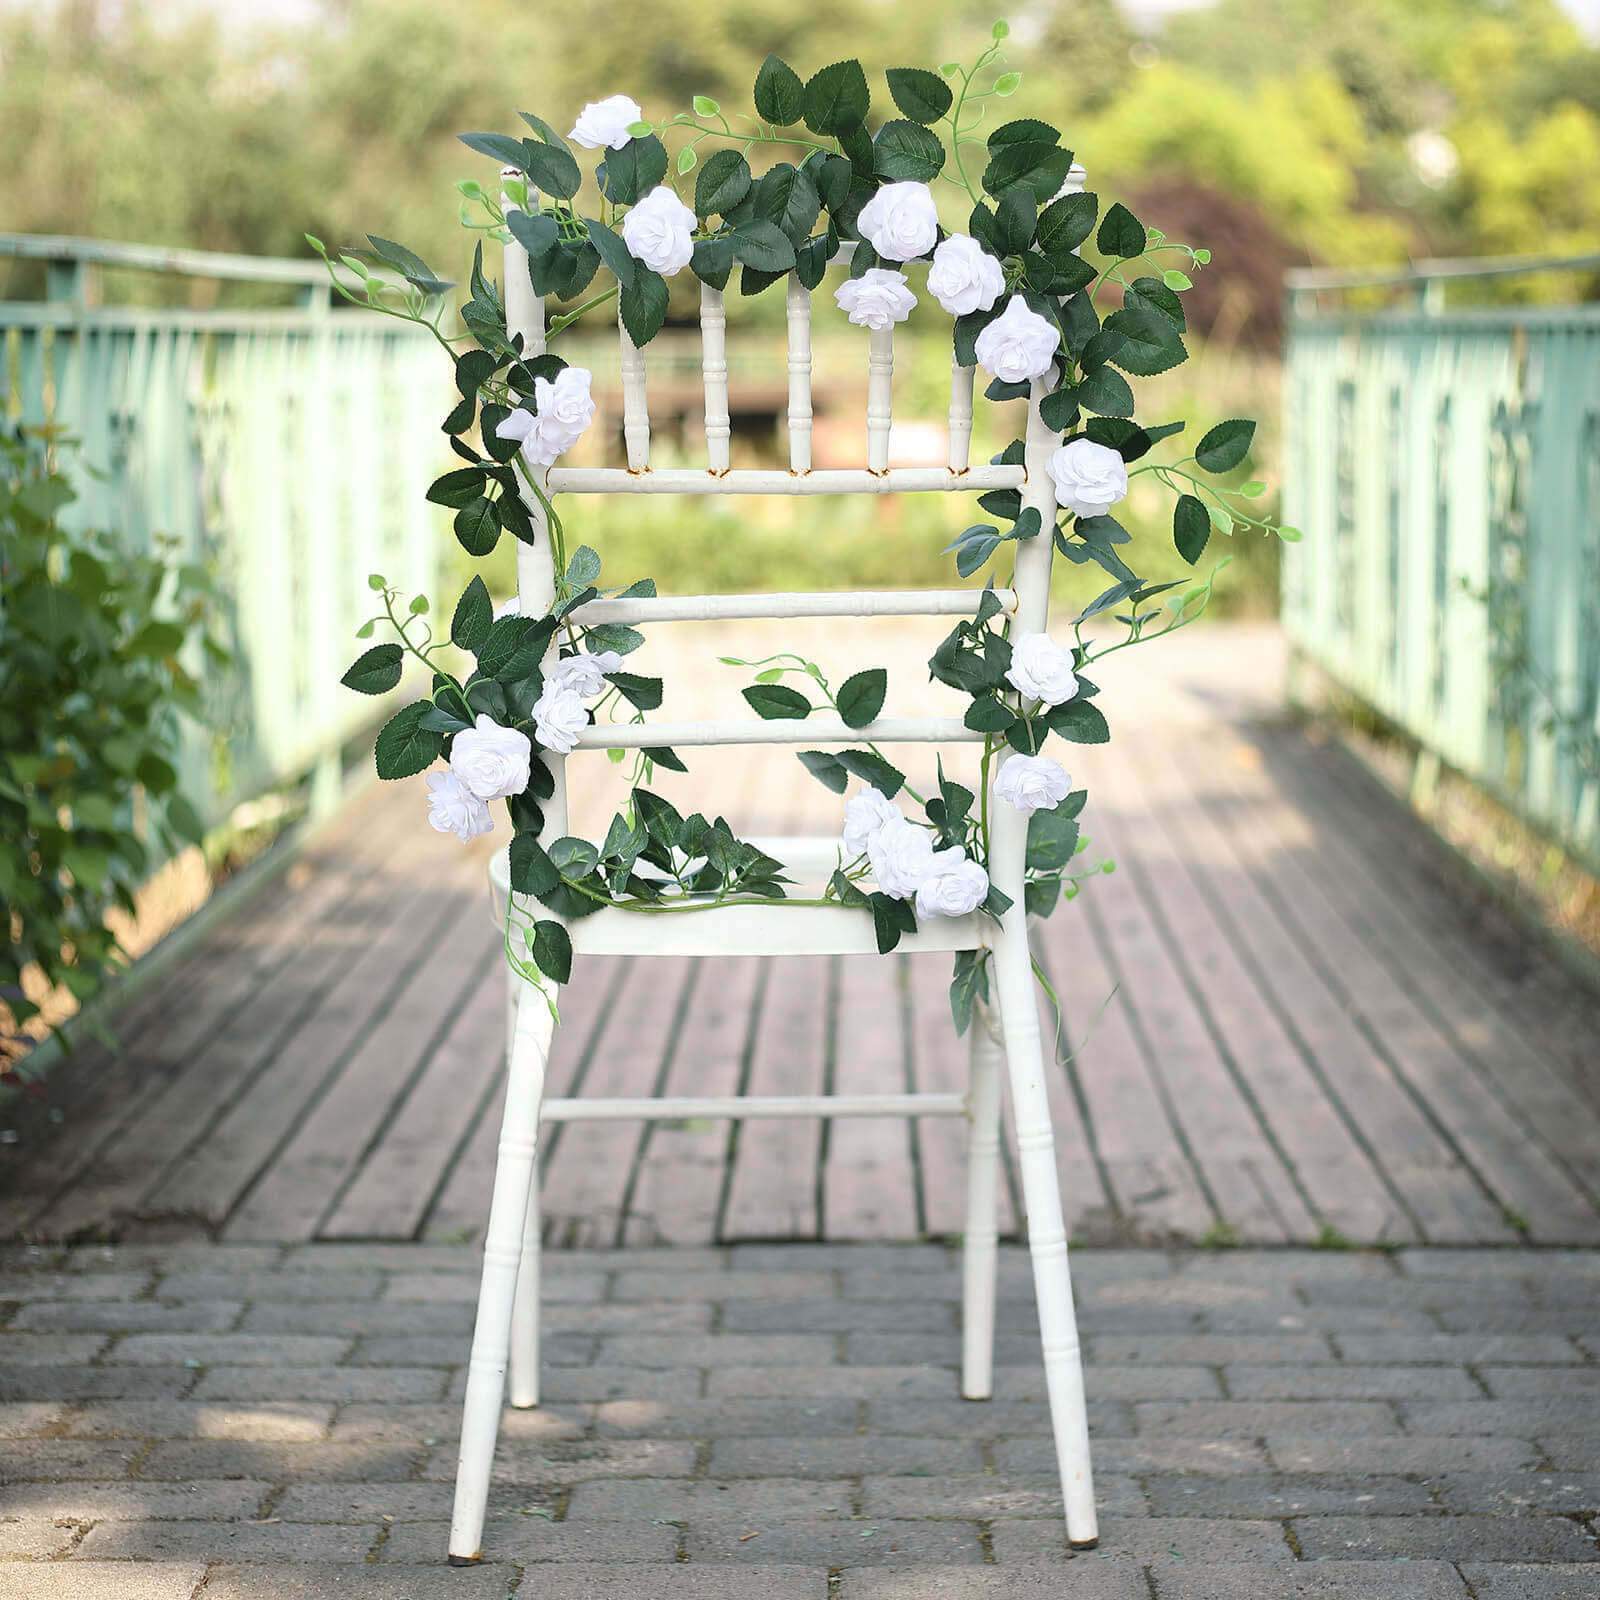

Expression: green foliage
xmin=0 ymin=430 xmax=225 ymax=1049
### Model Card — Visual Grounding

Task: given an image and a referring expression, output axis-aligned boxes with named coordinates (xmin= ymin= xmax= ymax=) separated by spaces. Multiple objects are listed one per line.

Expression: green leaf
xmin=451 ymin=577 xmax=493 ymax=651
xmin=798 ymin=750 xmax=849 ymax=793
xmin=803 ymin=59 xmax=870 ymax=136
xmin=754 ymin=53 xmax=806 ymax=125
xmin=993 ymin=186 xmax=1038 ymax=256
xmin=643 ymin=745 xmax=688 ymax=773
xmin=607 ymin=670 xmax=663 ymax=710
xmin=530 ymin=919 xmax=572 ymax=984
xmin=1104 ymin=305 xmax=1182 ymax=373
xmin=951 ymin=529 xmax=1001 ymax=578
xmin=363 ymin=234 xmax=453 ymax=296
xmin=695 ymin=148 xmax=752 ymax=217
xmin=885 ymin=66 xmax=952 ymax=123
xmin=1195 ymin=418 xmax=1257 ymax=474
xmin=601 ymin=134 xmax=668 ymax=206
xmin=374 ymin=702 xmax=442 ymax=780
xmin=1027 ymin=808 xmax=1080 ymax=872
xmin=753 ymin=162 xmax=821 ymax=244
xmin=868 ymin=891 xmax=916 ymax=954
xmin=963 ymin=695 xmax=1017 ymax=733
xmin=453 ymin=497 xmax=501 ymax=557
xmin=1096 ymin=202 xmax=1146 ymax=259
xmin=1174 ymin=495 xmax=1210 ymax=564
xmin=983 ymin=142 xmax=1073 ymax=204
xmin=1073 ymin=366 xmax=1135 ymax=418
xmin=835 ymin=668 xmax=887 ymax=728
xmin=566 ymin=544 xmax=602 ymax=587
xmin=743 ymin=683 xmax=812 ymax=719
xmin=523 ymin=142 xmax=583 ymax=199
xmin=620 ymin=266 xmax=670 ymax=347
xmin=1047 ymin=700 xmax=1110 ymax=744
xmin=1037 ymin=191 xmax=1097 ymax=258
xmin=585 ymin=218 xmax=635 ymax=287
xmin=873 ymin=119 xmax=945 ymax=181
xmin=509 ymin=832 xmax=559 ymax=896
xmin=731 ymin=221 xmax=797 ymax=273
xmin=948 ymin=949 xmax=989 ymax=1035
xmin=340 ymin=643 xmax=403 ymax=696
xmin=426 ymin=467 xmax=486 ymax=509
xmin=691 ymin=236 xmax=734 ymax=291
xmin=836 ymin=748 xmax=905 ymax=798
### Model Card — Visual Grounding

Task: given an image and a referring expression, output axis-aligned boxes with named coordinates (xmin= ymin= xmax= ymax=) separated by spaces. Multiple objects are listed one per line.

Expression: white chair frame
xmin=447 ymin=172 xmax=1097 ymax=1563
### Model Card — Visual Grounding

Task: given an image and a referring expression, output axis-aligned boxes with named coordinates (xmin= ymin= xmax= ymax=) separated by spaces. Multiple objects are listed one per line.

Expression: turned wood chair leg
xmin=508 ymin=1174 xmax=542 ymax=1409
xmin=961 ymin=997 xmax=1004 ymax=1401
xmin=991 ymin=921 xmax=1098 ymax=1549
xmin=448 ymin=977 xmax=553 ymax=1564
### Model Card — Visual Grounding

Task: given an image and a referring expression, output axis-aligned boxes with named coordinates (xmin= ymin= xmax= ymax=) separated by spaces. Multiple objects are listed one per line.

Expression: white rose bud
xmin=531 ymin=684 xmax=590 ymax=755
xmin=994 ymin=754 xmax=1072 ymax=815
xmin=973 ymin=294 xmax=1061 ymax=385
xmin=841 ymin=786 xmax=901 ymax=856
xmin=450 ymin=714 xmax=533 ymax=801
xmin=1048 ymin=438 xmax=1129 ymax=519
xmin=867 ymin=815 xmax=936 ymax=900
xmin=856 ymin=180 xmax=940 ymax=262
xmin=549 ymin=648 xmax=624 ymax=700
xmin=495 ymin=367 xmax=596 ymax=468
xmin=425 ymin=770 xmax=494 ymax=843
xmin=914 ymin=852 xmax=990 ymax=919
xmin=1005 ymin=633 xmax=1080 ymax=706
xmin=926 ymin=234 xmax=1005 ymax=317
xmin=834 ymin=268 xmax=917 ymax=331
xmin=620 ymin=185 xmax=697 ymax=277
xmin=568 ymin=94 xmax=644 ymax=151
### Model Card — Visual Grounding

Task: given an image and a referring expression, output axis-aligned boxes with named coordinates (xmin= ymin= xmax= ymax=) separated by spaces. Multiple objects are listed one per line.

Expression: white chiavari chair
xmin=448 ymin=168 xmax=1097 ymax=1563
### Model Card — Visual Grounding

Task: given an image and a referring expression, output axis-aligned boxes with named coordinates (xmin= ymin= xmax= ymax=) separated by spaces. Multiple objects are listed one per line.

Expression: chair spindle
xmin=866 ymin=324 xmax=893 ymax=473
xmin=786 ymin=273 xmax=813 ymax=472
xmin=700 ymin=283 xmax=730 ymax=473
xmin=618 ymin=305 xmax=650 ymax=471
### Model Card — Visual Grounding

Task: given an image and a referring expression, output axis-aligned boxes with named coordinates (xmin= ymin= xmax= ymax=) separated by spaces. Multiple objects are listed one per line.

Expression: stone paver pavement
xmin=1 ymin=1241 xmax=1598 ymax=1594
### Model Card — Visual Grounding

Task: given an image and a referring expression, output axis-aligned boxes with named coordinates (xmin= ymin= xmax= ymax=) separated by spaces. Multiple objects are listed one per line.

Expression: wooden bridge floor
xmin=4 ymin=623 xmax=1598 ymax=1249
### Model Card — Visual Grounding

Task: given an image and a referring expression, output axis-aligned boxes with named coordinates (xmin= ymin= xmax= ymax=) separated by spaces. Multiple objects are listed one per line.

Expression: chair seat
xmin=487 ymin=837 xmax=986 ymax=958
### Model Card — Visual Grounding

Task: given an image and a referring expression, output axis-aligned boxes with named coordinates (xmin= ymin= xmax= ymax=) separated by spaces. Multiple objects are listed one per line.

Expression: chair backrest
xmin=500 ymin=169 xmax=1062 ymax=858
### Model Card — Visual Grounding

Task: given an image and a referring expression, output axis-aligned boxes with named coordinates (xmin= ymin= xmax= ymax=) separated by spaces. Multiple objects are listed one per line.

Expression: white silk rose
xmin=621 ymin=185 xmax=696 ymax=277
xmin=1006 ymin=633 xmax=1080 ymax=706
xmin=450 ymin=714 xmax=533 ymax=801
xmin=856 ymin=181 xmax=939 ymax=262
xmin=867 ymin=815 xmax=936 ymax=900
xmin=973 ymin=294 xmax=1061 ymax=384
xmin=568 ymin=94 xmax=643 ymax=151
xmin=495 ymin=367 xmax=595 ymax=468
xmin=927 ymin=234 xmax=1005 ymax=317
xmin=834 ymin=269 xmax=917 ymax=330
xmin=915 ymin=851 xmax=990 ymax=919
xmin=841 ymin=786 xmax=901 ymax=856
xmin=425 ymin=770 xmax=494 ymax=843
xmin=531 ymin=684 xmax=589 ymax=755
xmin=549 ymin=648 xmax=623 ymax=700
xmin=1048 ymin=438 xmax=1129 ymax=519
xmin=995 ymin=754 xmax=1071 ymax=815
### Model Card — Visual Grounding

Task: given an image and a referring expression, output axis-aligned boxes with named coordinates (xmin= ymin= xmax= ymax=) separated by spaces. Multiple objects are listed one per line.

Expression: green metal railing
xmin=1282 ymin=255 xmax=1600 ymax=867
xmin=1 ymin=234 xmax=445 ymax=832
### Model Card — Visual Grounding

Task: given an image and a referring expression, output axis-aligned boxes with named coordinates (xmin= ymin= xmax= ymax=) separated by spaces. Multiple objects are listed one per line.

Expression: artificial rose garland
xmin=1048 ymin=438 xmax=1129 ymax=519
xmin=995 ymin=754 xmax=1071 ymax=815
xmin=927 ymin=235 xmax=1006 ymax=317
xmin=622 ymin=186 xmax=697 ymax=277
xmin=835 ymin=269 xmax=917 ymax=330
xmin=915 ymin=853 xmax=990 ymax=919
xmin=496 ymin=368 xmax=596 ymax=468
xmin=841 ymin=786 xmax=902 ymax=855
xmin=856 ymin=181 xmax=940 ymax=262
xmin=974 ymin=295 xmax=1061 ymax=384
xmin=427 ymin=770 xmax=494 ymax=843
xmin=1006 ymin=634 xmax=1081 ymax=707
xmin=451 ymin=715 xmax=534 ymax=801
xmin=568 ymin=94 xmax=644 ymax=150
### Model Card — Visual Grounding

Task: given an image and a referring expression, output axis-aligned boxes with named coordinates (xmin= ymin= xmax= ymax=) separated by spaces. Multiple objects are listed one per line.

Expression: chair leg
xmin=991 ymin=923 xmax=1098 ymax=1549
xmin=960 ymin=998 xmax=1004 ymax=1401
xmin=508 ymin=1175 xmax=542 ymax=1408
xmin=448 ymin=976 xmax=554 ymax=1565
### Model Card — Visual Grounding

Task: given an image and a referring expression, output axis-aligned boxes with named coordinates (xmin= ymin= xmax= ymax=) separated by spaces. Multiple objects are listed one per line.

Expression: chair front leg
xmin=448 ymin=975 xmax=553 ymax=1564
xmin=991 ymin=921 xmax=1098 ymax=1549
xmin=508 ymin=1171 xmax=542 ymax=1409
xmin=961 ymin=996 xmax=1004 ymax=1401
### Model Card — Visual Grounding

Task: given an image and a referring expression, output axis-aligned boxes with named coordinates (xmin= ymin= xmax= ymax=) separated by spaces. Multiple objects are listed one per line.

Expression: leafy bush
xmin=0 ymin=426 xmax=225 ymax=1056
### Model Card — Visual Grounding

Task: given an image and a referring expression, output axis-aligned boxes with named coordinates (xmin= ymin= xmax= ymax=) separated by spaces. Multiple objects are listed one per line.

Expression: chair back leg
xmin=508 ymin=1175 xmax=542 ymax=1408
xmin=960 ymin=999 xmax=1004 ymax=1401
xmin=990 ymin=919 xmax=1099 ymax=1548
xmin=448 ymin=976 xmax=555 ymax=1563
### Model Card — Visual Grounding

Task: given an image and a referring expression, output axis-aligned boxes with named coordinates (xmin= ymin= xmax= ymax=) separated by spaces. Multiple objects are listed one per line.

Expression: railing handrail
xmin=1287 ymin=252 xmax=1600 ymax=296
xmin=0 ymin=232 xmax=333 ymax=289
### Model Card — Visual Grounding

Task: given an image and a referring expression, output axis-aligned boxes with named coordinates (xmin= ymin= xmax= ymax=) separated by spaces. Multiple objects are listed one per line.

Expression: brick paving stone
xmin=1145 ymin=1473 xmax=1438 ymax=1516
xmin=1089 ymin=1333 xmax=1335 ymax=1364
xmin=203 ymin=1567 xmax=522 ymax=1600
xmin=858 ymin=1471 xmax=1147 ymax=1519
xmin=380 ymin=1270 xmax=605 ymax=1303
xmin=1537 ymin=1435 xmax=1600 ymax=1469
xmin=869 ymin=1397 xmax=1121 ymax=1441
xmin=1090 ymin=1438 xmax=1273 ymax=1475
xmin=687 ymin=1519 xmax=985 ymax=1565
xmin=566 ymin=1476 xmax=856 ymax=1522
xmin=1402 ymin=1400 xmax=1600 ymax=1435
xmin=499 ymin=1365 xmax=703 ymax=1403
xmin=158 ymin=1271 xmax=385 ymax=1301
xmin=0 ymin=1365 xmax=195 ymax=1402
xmin=273 ymin=1482 xmax=456 ymax=1521
xmin=0 ymin=1271 xmax=150 ymax=1300
xmin=194 ymin=1365 xmax=446 ymax=1403
xmin=0 ymin=1400 xmax=62 ymax=1435
xmin=1209 ymin=1304 xmax=1439 ymax=1333
xmin=842 ymin=1566 xmax=1149 ymax=1599
xmin=1437 ymin=1308 xmax=1599 ymax=1334
xmin=141 ymin=1439 xmax=424 ymax=1482
xmin=993 ymin=1515 xmax=1292 ymax=1563
xmin=1150 ymin=1561 xmax=1469 ymax=1598
xmin=729 ymin=1244 xmax=949 ymax=1272
xmin=1483 ymin=1366 xmax=1600 ymax=1397
xmin=0 ymin=1564 xmax=207 ymax=1600
xmin=457 ymin=1567 xmax=829 ymax=1598
xmin=76 ymin=1517 xmax=377 ymax=1562
xmin=1431 ymin=1472 xmax=1600 ymax=1514
xmin=421 ymin=1437 xmax=696 ymax=1485
xmin=597 ymin=1333 xmax=836 ymax=1368
xmin=12 ymin=1299 xmax=243 ymax=1332
xmin=710 ymin=1365 xmax=951 ymax=1399
xmin=1226 ymin=1364 xmax=1482 ymax=1400
xmin=61 ymin=1400 xmax=334 ymax=1440
xmin=0 ymin=1438 xmax=143 ymax=1479
xmin=1179 ymin=1252 xmax=1402 ymax=1283
xmin=1268 ymin=1435 xmax=1542 ymax=1473
xmin=709 ymin=1436 xmax=983 ymax=1478
xmin=614 ymin=1270 xmax=835 ymax=1302
xmin=540 ymin=1302 xmax=714 ymax=1333
xmin=108 ymin=1333 xmax=352 ymax=1366
xmin=592 ymin=1396 xmax=859 ymax=1438
xmin=330 ymin=1401 xmax=589 ymax=1443
xmin=1293 ymin=1514 xmax=1600 ymax=1561
xmin=355 ymin=1332 xmax=587 ymax=1366
xmin=0 ymin=1333 xmax=109 ymax=1364
xmin=0 ymin=1517 xmax=79 ymax=1557
xmin=1002 ymin=1363 xmax=1222 ymax=1400
xmin=0 ymin=1480 xmax=271 ymax=1520
xmin=242 ymin=1301 xmax=471 ymax=1336
xmin=1460 ymin=1564 xmax=1600 ymax=1598
xmin=721 ymin=1298 xmax=953 ymax=1333
xmin=1135 ymin=1400 xmax=1401 ymax=1436
xmin=1398 ymin=1250 xmax=1600 ymax=1280
xmin=67 ymin=1245 xmax=281 ymax=1274
xmin=381 ymin=1518 xmax=678 ymax=1562
xmin=1335 ymin=1333 xmax=1585 ymax=1363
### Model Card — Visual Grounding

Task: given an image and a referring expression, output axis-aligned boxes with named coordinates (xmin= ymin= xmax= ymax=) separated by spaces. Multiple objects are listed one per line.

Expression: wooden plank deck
xmin=3 ymin=621 xmax=1598 ymax=1248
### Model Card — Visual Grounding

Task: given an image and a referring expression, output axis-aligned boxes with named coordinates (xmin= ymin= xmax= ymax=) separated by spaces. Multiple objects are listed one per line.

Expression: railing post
xmin=45 ymin=253 xmax=99 ymax=308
